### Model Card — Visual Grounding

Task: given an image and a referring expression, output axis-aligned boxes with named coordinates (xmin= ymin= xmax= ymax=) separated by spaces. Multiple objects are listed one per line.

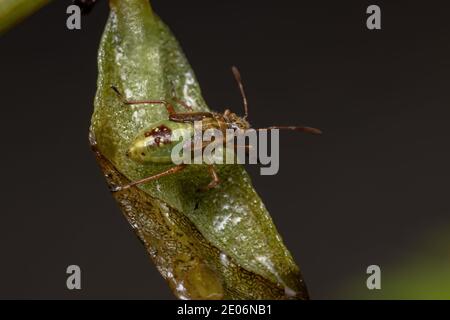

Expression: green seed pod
xmin=90 ymin=0 xmax=308 ymax=300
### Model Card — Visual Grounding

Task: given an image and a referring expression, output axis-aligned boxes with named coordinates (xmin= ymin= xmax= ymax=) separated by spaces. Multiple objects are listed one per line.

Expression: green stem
xmin=0 ymin=0 xmax=51 ymax=35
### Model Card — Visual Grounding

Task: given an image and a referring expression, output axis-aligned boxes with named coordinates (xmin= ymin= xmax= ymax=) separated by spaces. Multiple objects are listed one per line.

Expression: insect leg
xmin=168 ymin=84 xmax=193 ymax=111
xmin=172 ymin=97 xmax=194 ymax=112
xmin=169 ymin=112 xmax=214 ymax=123
xmin=199 ymin=165 xmax=220 ymax=191
xmin=111 ymin=86 xmax=176 ymax=115
xmin=111 ymin=164 xmax=187 ymax=192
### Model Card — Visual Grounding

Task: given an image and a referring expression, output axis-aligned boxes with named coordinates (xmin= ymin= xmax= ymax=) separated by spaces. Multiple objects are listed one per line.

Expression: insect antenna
xmin=256 ymin=126 xmax=322 ymax=135
xmin=231 ymin=66 xmax=249 ymax=120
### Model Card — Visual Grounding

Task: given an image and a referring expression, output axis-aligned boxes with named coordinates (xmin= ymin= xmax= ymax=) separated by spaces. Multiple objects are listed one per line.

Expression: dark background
xmin=1 ymin=0 xmax=449 ymax=299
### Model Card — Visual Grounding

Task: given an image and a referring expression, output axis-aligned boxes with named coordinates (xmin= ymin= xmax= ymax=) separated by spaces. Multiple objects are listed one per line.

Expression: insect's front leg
xmin=172 ymin=97 xmax=193 ymax=112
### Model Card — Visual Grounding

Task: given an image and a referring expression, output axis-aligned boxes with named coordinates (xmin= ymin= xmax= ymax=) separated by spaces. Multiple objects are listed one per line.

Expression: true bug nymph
xmin=112 ymin=67 xmax=321 ymax=192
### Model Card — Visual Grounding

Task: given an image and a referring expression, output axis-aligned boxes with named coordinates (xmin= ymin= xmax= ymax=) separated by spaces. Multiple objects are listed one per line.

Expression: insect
xmin=111 ymin=67 xmax=321 ymax=192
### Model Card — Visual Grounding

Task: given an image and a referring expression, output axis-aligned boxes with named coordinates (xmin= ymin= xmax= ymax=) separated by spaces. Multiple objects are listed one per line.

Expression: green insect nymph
xmin=112 ymin=66 xmax=322 ymax=192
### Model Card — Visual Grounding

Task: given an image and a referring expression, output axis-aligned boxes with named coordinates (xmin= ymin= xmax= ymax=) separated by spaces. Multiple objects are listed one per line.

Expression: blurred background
xmin=0 ymin=0 xmax=449 ymax=299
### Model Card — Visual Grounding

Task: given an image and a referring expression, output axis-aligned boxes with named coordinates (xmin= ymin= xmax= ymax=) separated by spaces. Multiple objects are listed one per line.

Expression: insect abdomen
xmin=127 ymin=120 xmax=193 ymax=164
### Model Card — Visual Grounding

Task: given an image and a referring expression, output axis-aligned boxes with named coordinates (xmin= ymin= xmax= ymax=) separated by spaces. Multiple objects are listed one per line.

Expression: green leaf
xmin=91 ymin=0 xmax=308 ymax=299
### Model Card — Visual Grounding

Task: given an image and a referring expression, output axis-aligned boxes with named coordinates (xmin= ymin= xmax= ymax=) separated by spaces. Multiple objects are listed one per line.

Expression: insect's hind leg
xmin=111 ymin=86 xmax=177 ymax=115
xmin=111 ymin=164 xmax=187 ymax=192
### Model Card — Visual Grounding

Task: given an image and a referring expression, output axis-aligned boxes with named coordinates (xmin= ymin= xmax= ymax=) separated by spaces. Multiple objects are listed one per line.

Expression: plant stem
xmin=0 ymin=0 xmax=51 ymax=34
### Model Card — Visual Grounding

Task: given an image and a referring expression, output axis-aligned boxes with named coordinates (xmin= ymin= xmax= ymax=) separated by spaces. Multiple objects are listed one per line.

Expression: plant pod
xmin=90 ymin=0 xmax=308 ymax=300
